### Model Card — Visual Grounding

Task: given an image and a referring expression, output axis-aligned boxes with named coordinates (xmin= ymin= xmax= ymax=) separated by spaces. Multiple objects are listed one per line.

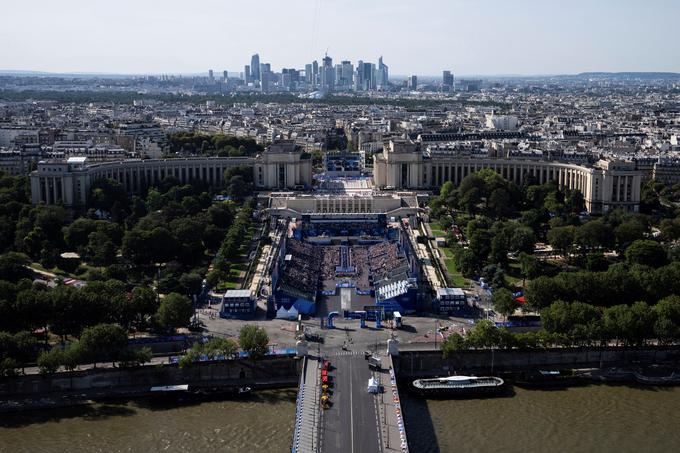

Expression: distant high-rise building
xmin=223 ymin=70 xmax=228 ymax=80
xmin=335 ymin=64 xmax=343 ymax=88
xmin=312 ymin=60 xmax=319 ymax=88
xmin=208 ymin=69 xmax=214 ymax=80
xmin=251 ymin=54 xmax=260 ymax=81
xmin=409 ymin=75 xmax=418 ymax=90
xmin=377 ymin=56 xmax=389 ymax=90
xmin=321 ymin=55 xmax=335 ymax=90
xmin=341 ymin=61 xmax=354 ymax=88
xmin=362 ymin=62 xmax=374 ymax=90
xmin=244 ymin=65 xmax=251 ymax=83
xmin=442 ymin=70 xmax=454 ymax=91
xmin=355 ymin=60 xmax=364 ymax=90
xmin=305 ymin=63 xmax=313 ymax=85
xmin=261 ymin=66 xmax=271 ymax=92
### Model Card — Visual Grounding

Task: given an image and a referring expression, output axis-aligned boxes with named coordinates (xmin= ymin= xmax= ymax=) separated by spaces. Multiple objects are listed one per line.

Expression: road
xmin=322 ymin=352 xmax=381 ymax=453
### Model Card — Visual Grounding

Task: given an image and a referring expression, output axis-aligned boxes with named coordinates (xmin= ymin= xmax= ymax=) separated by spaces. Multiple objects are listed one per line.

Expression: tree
xmin=79 ymin=323 xmax=129 ymax=366
xmin=239 ymin=325 xmax=269 ymax=359
xmin=518 ymin=252 xmax=539 ymax=285
xmin=614 ymin=219 xmax=646 ymax=251
xmin=37 ymin=348 xmax=63 ymax=375
xmin=525 ymin=275 xmax=566 ymax=311
xmin=89 ymin=178 xmax=128 ymax=212
xmin=441 ymin=333 xmax=467 ymax=358
xmin=653 ymin=295 xmax=680 ymax=344
xmin=541 ymin=300 xmax=602 ymax=345
xmin=465 ymin=320 xmax=500 ymax=349
xmin=227 ymin=175 xmax=250 ymax=201
xmin=575 ymin=220 xmax=613 ymax=251
xmin=207 ymin=202 xmax=234 ymax=229
xmin=625 ymin=240 xmax=667 ymax=268
xmin=156 ymin=293 xmax=193 ymax=331
xmin=492 ymin=288 xmax=519 ymax=318
xmin=130 ymin=286 xmax=158 ymax=329
xmin=0 ymin=252 xmax=32 ymax=281
xmin=547 ymin=225 xmax=575 ymax=256
xmin=85 ymin=231 xmax=117 ymax=266
xmin=203 ymin=337 xmax=238 ymax=359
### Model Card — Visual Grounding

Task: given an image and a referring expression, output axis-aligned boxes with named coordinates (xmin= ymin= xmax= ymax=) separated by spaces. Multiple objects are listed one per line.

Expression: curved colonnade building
xmin=30 ymin=141 xmax=313 ymax=206
xmin=374 ymin=140 xmax=642 ymax=213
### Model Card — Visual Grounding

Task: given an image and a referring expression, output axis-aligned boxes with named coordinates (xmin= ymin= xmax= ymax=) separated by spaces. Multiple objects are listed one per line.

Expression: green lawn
xmin=443 ymin=256 xmax=467 ymax=287
xmin=505 ymin=262 xmax=523 ymax=286
xmin=429 ymin=221 xmax=446 ymax=237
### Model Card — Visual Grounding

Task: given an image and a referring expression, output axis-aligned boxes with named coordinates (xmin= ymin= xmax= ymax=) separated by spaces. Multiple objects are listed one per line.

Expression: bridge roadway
xmin=314 ymin=350 xmax=408 ymax=453
xmin=322 ymin=351 xmax=382 ymax=453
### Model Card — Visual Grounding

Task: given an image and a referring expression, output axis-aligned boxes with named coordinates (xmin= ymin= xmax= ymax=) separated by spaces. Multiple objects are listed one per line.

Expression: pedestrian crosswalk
xmin=330 ymin=350 xmax=364 ymax=357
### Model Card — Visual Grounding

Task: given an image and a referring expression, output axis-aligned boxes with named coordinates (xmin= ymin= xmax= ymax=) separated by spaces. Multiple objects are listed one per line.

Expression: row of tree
xmin=36 ymin=323 xmax=153 ymax=374
xmin=178 ymin=325 xmax=269 ymax=368
xmin=0 ymin=278 xmax=193 ymax=339
xmin=525 ymin=261 xmax=680 ymax=310
xmin=207 ymin=199 xmax=255 ymax=286
xmin=168 ymin=132 xmax=263 ymax=157
xmin=443 ymin=295 xmax=680 ymax=356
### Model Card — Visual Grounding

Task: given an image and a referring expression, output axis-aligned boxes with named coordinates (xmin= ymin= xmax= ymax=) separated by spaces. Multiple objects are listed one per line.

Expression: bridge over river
xmin=292 ymin=351 xmax=409 ymax=453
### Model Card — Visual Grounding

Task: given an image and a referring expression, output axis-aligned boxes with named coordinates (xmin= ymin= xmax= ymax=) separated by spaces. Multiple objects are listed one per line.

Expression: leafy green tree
xmin=518 ymin=252 xmax=539 ymax=285
xmin=525 ymin=275 xmax=566 ymax=310
xmin=441 ymin=333 xmax=467 ymax=358
xmin=653 ymin=295 xmax=680 ymax=344
xmin=207 ymin=202 xmax=235 ymax=229
xmin=85 ymin=231 xmax=117 ymax=266
xmin=239 ymin=325 xmax=269 ymax=359
xmin=547 ymin=225 xmax=575 ymax=256
xmin=465 ymin=320 xmax=500 ymax=349
xmin=625 ymin=240 xmax=667 ymax=268
xmin=575 ymin=220 xmax=613 ymax=251
xmin=0 ymin=252 xmax=32 ymax=281
xmin=492 ymin=288 xmax=519 ymax=318
xmin=585 ymin=252 xmax=609 ymax=272
xmin=156 ymin=293 xmax=193 ymax=331
xmin=61 ymin=342 xmax=81 ymax=371
xmin=130 ymin=286 xmax=158 ymax=329
xmin=37 ymin=348 xmax=63 ymax=375
xmin=541 ymin=300 xmax=601 ymax=345
xmin=203 ymin=337 xmax=238 ymax=359
xmin=89 ymin=178 xmax=129 ymax=212
xmin=614 ymin=218 xmax=647 ymax=251
xmin=79 ymin=323 xmax=129 ymax=366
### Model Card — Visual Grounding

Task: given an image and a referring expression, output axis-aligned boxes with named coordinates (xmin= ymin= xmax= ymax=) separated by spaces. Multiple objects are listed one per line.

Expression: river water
xmin=1 ymin=386 xmax=679 ymax=453
xmin=402 ymin=384 xmax=680 ymax=453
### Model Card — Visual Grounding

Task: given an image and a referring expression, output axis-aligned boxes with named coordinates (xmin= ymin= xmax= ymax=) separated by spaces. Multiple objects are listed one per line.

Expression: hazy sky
xmin=2 ymin=0 xmax=679 ymax=76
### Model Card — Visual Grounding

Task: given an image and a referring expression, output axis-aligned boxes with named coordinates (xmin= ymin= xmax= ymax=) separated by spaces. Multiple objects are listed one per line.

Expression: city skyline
xmin=1 ymin=0 xmax=679 ymax=76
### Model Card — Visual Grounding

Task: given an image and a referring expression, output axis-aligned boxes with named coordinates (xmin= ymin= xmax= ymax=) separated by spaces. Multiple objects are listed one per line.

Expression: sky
xmin=1 ymin=0 xmax=679 ymax=76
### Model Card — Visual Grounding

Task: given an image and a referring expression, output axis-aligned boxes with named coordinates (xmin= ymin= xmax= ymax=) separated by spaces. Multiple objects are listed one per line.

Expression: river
xmin=401 ymin=384 xmax=680 ymax=453
xmin=1 ymin=386 xmax=679 ymax=452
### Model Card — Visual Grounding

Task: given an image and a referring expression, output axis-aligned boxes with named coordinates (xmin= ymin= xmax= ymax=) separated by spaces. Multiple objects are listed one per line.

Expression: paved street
xmin=321 ymin=352 xmax=381 ymax=453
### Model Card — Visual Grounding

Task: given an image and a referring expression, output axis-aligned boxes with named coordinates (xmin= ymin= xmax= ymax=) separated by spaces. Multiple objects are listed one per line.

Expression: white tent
xmin=275 ymin=306 xmax=290 ymax=319
xmin=287 ymin=305 xmax=299 ymax=319
xmin=275 ymin=305 xmax=299 ymax=320
xmin=367 ymin=377 xmax=379 ymax=394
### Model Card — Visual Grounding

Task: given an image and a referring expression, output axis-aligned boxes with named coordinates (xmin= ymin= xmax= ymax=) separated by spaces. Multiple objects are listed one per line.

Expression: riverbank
xmin=0 ymin=356 xmax=300 ymax=414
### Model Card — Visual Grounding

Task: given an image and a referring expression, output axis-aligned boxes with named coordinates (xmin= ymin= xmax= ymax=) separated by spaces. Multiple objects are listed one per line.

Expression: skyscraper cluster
xmin=243 ymin=53 xmax=391 ymax=93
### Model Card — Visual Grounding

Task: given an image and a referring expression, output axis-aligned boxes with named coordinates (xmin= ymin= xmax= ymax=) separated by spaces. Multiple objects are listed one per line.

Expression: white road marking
xmin=349 ymin=358 xmax=354 ymax=453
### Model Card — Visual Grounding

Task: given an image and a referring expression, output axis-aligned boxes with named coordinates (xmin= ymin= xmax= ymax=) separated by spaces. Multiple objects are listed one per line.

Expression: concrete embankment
xmin=0 ymin=356 xmax=301 ymax=413
xmin=394 ymin=346 xmax=680 ymax=379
